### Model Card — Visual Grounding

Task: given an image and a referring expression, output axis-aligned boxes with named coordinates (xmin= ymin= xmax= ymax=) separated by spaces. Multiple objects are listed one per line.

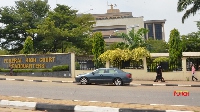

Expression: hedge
xmin=52 ymin=65 xmax=69 ymax=71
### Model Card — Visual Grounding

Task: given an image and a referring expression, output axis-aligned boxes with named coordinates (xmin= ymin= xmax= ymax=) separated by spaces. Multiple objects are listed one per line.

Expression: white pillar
xmin=106 ymin=61 xmax=110 ymax=68
xmin=162 ymin=23 xmax=165 ymax=41
xmin=182 ymin=57 xmax=187 ymax=72
xmin=71 ymin=53 xmax=75 ymax=78
xmin=146 ymin=24 xmax=149 ymax=40
xmin=143 ymin=58 xmax=147 ymax=72
xmin=153 ymin=23 xmax=156 ymax=40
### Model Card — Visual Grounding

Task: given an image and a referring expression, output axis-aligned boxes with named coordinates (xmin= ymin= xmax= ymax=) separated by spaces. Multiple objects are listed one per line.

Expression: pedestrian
xmin=191 ymin=64 xmax=198 ymax=81
xmin=154 ymin=64 xmax=165 ymax=82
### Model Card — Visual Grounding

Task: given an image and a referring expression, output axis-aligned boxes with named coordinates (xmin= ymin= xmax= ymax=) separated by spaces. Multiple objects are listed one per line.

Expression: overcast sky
xmin=1 ymin=0 xmax=200 ymax=41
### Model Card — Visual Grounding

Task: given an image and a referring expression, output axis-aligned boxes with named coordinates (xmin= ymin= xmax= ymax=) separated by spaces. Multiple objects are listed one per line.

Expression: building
xmin=91 ymin=4 xmax=166 ymax=45
xmin=144 ymin=20 xmax=166 ymax=40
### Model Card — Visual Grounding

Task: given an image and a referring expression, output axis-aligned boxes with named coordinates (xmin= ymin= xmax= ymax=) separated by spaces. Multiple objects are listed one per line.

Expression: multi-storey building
xmin=91 ymin=4 xmax=166 ymax=45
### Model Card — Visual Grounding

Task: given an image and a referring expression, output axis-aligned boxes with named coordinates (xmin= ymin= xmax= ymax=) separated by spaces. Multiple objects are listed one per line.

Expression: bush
xmin=75 ymin=62 xmax=80 ymax=70
xmin=52 ymin=65 xmax=69 ymax=71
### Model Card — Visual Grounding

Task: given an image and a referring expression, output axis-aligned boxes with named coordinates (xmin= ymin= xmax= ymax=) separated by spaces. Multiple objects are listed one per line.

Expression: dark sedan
xmin=75 ymin=68 xmax=132 ymax=86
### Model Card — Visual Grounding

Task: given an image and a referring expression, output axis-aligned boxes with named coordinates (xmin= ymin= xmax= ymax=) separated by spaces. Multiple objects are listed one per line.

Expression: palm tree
xmin=177 ymin=0 xmax=200 ymax=23
xmin=117 ymin=28 xmax=148 ymax=50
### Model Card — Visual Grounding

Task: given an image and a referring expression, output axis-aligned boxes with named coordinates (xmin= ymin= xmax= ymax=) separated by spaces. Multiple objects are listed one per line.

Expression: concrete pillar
xmin=153 ymin=23 xmax=156 ymax=40
xmin=146 ymin=24 xmax=149 ymax=40
xmin=182 ymin=57 xmax=187 ymax=72
xmin=106 ymin=61 xmax=110 ymax=68
xmin=162 ymin=23 xmax=165 ymax=41
xmin=143 ymin=58 xmax=147 ymax=72
xmin=70 ymin=53 xmax=75 ymax=78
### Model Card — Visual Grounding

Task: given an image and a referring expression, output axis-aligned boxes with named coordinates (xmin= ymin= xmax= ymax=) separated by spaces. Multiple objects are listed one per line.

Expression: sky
xmin=1 ymin=0 xmax=200 ymax=41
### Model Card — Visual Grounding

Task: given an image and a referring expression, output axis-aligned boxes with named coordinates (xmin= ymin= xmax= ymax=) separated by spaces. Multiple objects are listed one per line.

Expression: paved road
xmin=0 ymin=80 xmax=200 ymax=107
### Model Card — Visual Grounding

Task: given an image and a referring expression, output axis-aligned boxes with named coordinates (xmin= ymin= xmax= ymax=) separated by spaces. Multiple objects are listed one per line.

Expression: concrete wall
xmin=0 ymin=53 xmax=74 ymax=77
xmin=74 ymin=70 xmax=199 ymax=81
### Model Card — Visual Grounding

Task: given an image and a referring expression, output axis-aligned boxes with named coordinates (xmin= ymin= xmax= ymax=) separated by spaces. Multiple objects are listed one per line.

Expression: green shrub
xmin=75 ymin=62 xmax=80 ymax=70
xmin=52 ymin=65 xmax=69 ymax=71
xmin=153 ymin=57 xmax=169 ymax=63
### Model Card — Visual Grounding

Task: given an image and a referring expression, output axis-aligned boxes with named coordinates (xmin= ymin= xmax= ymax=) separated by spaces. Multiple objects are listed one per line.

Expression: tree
xmin=169 ymin=28 xmax=182 ymax=63
xmin=92 ymin=32 xmax=105 ymax=68
xmin=145 ymin=38 xmax=169 ymax=53
xmin=117 ymin=28 xmax=149 ymax=50
xmin=0 ymin=49 xmax=9 ymax=55
xmin=177 ymin=0 xmax=200 ymax=23
xmin=48 ymin=4 xmax=95 ymax=54
xmin=28 ymin=17 xmax=63 ymax=52
xmin=0 ymin=0 xmax=50 ymax=53
xmin=28 ymin=4 xmax=95 ymax=54
xmin=181 ymin=32 xmax=200 ymax=52
xmin=22 ymin=36 xmax=33 ymax=54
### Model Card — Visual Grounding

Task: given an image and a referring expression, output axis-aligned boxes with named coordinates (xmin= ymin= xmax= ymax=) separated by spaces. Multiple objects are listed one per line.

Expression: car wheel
xmin=114 ymin=78 xmax=123 ymax=86
xmin=80 ymin=77 xmax=88 ymax=85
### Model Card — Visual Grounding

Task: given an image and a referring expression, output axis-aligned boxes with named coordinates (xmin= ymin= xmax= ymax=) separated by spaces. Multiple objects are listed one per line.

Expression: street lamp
xmin=126 ymin=24 xmax=140 ymax=34
xmin=127 ymin=24 xmax=139 ymax=30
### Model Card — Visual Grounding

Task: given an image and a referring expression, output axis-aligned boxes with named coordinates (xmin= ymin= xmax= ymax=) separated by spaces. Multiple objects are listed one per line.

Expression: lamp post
xmin=129 ymin=24 xmax=139 ymax=32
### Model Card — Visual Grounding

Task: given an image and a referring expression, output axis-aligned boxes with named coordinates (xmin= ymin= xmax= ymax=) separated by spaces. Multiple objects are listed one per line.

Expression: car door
xmin=89 ymin=69 xmax=104 ymax=83
xmin=101 ymin=68 xmax=115 ymax=83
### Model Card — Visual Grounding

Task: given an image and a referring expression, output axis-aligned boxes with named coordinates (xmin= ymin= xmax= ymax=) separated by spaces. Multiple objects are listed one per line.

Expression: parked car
xmin=75 ymin=68 xmax=132 ymax=86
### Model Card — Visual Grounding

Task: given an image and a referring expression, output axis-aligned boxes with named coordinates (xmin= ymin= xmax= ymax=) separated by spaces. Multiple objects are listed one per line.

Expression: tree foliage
xmin=177 ymin=0 xmax=200 ymax=23
xmin=117 ymin=28 xmax=149 ymax=50
xmin=92 ymin=32 xmax=105 ymax=68
xmin=181 ymin=32 xmax=200 ymax=52
xmin=22 ymin=36 xmax=33 ymax=54
xmin=169 ymin=28 xmax=182 ymax=62
xmin=153 ymin=57 xmax=169 ymax=63
xmin=0 ymin=0 xmax=50 ymax=53
xmin=145 ymin=38 xmax=169 ymax=53
xmin=0 ymin=1 xmax=95 ymax=55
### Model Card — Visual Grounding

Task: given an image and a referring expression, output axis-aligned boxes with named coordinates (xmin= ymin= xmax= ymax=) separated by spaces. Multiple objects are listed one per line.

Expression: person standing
xmin=192 ymin=64 xmax=198 ymax=81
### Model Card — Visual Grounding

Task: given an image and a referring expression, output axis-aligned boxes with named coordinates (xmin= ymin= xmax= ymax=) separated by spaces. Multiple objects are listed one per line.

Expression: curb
xmin=129 ymin=83 xmax=200 ymax=87
xmin=0 ymin=99 xmax=195 ymax=112
xmin=1 ymin=77 xmax=200 ymax=87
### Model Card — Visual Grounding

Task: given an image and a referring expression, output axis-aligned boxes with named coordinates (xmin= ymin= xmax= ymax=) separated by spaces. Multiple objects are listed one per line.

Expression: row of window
xmin=144 ymin=24 xmax=163 ymax=40
xmin=93 ymin=28 xmax=126 ymax=32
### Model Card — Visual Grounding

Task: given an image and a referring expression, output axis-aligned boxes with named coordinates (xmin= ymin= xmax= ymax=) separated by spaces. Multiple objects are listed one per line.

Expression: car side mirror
xmin=92 ymin=72 xmax=95 ymax=75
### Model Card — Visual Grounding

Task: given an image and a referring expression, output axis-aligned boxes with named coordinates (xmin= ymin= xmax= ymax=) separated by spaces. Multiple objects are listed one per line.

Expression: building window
xmin=147 ymin=24 xmax=153 ymax=39
xmin=155 ymin=24 xmax=162 ymax=40
xmin=93 ymin=28 xmax=126 ymax=32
